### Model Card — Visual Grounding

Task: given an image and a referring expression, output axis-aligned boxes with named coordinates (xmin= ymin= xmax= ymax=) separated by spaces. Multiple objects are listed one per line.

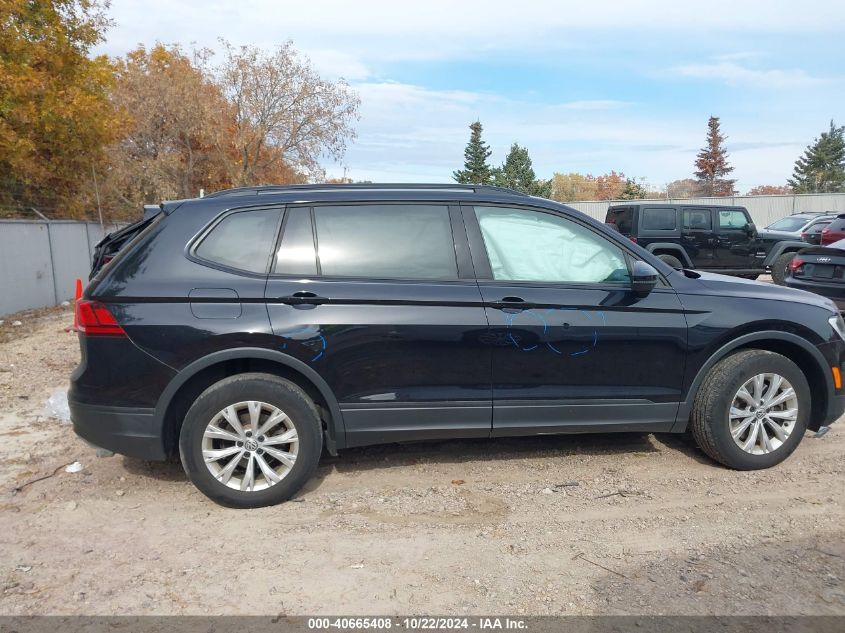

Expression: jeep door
xmin=264 ymin=203 xmax=492 ymax=448
xmin=681 ymin=207 xmax=716 ymax=267
xmin=463 ymin=204 xmax=688 ymax=435
xmin=714 ymin=208 xmax=763 ymax=269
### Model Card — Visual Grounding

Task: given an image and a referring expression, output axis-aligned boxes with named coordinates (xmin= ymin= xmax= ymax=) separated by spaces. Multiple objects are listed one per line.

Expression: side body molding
xmin=153 ymin=347 xmax=347 ymax=453
xmin=672 ymin=330 xmax=832 ymax=431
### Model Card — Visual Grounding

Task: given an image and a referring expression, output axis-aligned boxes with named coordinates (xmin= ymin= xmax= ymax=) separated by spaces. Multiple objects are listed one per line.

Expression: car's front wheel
xmin=690 ymin=349 xmax=809 ymax=470
xmin=179 ymin=373 xmax=322 ymax=508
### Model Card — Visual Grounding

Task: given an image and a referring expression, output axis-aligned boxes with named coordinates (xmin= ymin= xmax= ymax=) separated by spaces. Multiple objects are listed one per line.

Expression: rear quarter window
xmin=641 ymin=208 xmax=677 ymax=231
xmin=605 ymin=207 xmax=634 ymax=233
xmin=194 ymin=208 xmax=282 ymax=274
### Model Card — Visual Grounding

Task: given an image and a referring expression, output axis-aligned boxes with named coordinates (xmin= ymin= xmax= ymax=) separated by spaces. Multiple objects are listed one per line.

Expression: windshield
xmin=765 ymin=217 xmax=808 ymax=231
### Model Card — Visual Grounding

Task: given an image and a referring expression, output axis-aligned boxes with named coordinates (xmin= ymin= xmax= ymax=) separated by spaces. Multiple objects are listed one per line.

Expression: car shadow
xmin=118 ymin=431 xmax=712 ymax=486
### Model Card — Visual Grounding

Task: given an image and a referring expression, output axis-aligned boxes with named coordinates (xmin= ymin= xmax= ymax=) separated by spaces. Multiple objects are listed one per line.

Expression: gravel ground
xmin=0 ymin=303 xmax=843 ymax=616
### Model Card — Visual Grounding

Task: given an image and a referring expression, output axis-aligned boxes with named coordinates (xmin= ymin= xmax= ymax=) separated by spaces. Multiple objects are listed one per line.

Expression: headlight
xmin=829 ymin=314 xmax=845 ymax=341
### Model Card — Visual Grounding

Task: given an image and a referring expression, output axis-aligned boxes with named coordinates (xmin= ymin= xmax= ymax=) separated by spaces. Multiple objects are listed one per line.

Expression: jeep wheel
xmin=690 ymin=350 xmax=809 ymax=470
xmin=179 ymin=373 xmax=322 ymax=508
xmin=771 ymin=252 xmax=795 ymax=285
xmin=657 ymin=254 xmax=683 ymax=269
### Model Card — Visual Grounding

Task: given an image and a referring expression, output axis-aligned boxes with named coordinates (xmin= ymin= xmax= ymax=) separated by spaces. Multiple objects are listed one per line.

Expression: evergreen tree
xmin=453 ymin=121 xmax=494 ymax=184
xmin=694 ymin=116 xmax=736 ymax=197
xmin=788 ymin=121 xmax=845 ymax=193
xmin=494 ymin=142 xmax=550 ymax=196
xmin=618 ymin=177 xmax=648 ymax=200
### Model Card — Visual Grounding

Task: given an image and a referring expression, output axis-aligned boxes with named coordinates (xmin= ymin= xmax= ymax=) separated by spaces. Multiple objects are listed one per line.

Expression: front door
xmin=264 ymin=203 xmax=492 ymax=448
xmin=681 ymin=207 xmax=717 ymax=267
xmin=714 ymin=208 xmax=762 ymax=269
xmin=463 ymin=204 xmax=688 ymax=435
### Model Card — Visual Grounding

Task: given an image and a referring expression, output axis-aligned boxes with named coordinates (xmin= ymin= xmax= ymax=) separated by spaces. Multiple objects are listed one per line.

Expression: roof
xmin=203 ymin=183 xmax=530 ymax=200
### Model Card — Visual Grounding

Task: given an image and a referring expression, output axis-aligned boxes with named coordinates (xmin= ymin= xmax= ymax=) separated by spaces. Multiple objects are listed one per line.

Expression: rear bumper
xmin=785 ymin=278 xmax=845 ymax=309
xmin=69 ymin=399 xmax=167 ymax=460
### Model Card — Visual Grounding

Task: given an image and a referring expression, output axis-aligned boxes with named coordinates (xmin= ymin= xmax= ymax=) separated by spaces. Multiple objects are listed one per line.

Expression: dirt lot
xmin=0 ymin=304 xmax=844 ymax=616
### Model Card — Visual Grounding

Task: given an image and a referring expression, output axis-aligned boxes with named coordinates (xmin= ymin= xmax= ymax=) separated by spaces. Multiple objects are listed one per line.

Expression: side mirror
xmin=746 ymin=222 xmax=757 ymax=235
xmin=631 ymin=260 xmax=659 ymax=298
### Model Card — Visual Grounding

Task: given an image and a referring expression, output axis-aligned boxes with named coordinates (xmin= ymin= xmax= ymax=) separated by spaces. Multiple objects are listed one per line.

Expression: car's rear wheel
xmin=657 ymin=253 xmax=684 ymax=269
xmin=690 ymin=349 xmax=809 ymax=470
xmin=179 ymin=373 xmax=322 ymax=508
xmin=771 ymin=252 xmax=795 ymax=285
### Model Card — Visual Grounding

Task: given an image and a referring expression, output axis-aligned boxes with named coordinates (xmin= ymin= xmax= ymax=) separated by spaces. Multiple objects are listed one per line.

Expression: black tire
xmin=179 ymin=373 xmax=322 ymax=508
xmin=689 ymin=349 xmax=810 ymax=470
xmin=657 ymin=253 xmax=684 ymax=269
xmin=771 ymin=252 xmax=794 ymax=285
xmin=739 ymin=274 xmax=759 ymax=280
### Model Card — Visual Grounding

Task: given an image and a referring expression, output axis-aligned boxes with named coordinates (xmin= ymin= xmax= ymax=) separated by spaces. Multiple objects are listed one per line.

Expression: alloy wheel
xmin=201 ymin=400 xmax=299 ymax=491
xmin=729 ymin=373 xmax=798 ymax=455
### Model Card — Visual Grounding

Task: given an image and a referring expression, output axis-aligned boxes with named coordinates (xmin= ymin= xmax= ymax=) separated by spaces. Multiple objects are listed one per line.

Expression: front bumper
xmin=69 ymin=399 xmax=167 ymax=460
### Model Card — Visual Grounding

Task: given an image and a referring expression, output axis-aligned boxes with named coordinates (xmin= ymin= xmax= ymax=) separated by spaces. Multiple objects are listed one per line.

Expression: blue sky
xmin=96 ymin=0 xmax=845 ymax=193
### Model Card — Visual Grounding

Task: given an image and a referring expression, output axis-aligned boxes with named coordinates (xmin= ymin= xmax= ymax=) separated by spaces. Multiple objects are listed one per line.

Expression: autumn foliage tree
xmin=694 ymin=116 xmax=736 ymax=197
xmin=216 ymin=41 xmax=360 ymax=185
xmin=0 ymin=0 xmax=121 ymax=217
xmin=746 ymin=185 xmax=793 ymax=196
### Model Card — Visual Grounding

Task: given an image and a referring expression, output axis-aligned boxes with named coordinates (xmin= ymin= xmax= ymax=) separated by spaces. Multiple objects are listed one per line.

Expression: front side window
xmin=718 ymin=209 xmax=749 ymax=229
xmin=474 ymin=206 xmax=630 ymax=284
xmin=641 ymin=208 xmax=677 ymax=231
xmin=195 ymin=208 xmax=281 ymax=273
xmin=313 ymin=204 xmax=458 ymax=279
xmin=683 ymin=208 xmax=712 ymax=231
xmin=805 ymin=221 xmax=831 ymax=235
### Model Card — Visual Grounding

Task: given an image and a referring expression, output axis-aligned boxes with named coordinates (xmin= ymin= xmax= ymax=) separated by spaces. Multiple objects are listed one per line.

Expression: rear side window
xmin=641 ymin=208 xmax=676 ymax=231
xmin=313 ymin=204 xmax=458 ymax=279
xmin=606 ymin=206 xmax=634 ymax=233
xmin=718 ymin=209 xmax=749 ymax=229
xmin=195 ymin=208 xmax=281 ymax=273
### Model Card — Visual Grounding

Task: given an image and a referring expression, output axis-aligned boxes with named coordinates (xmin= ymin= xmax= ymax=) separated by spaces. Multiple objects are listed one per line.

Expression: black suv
xmin=70 ymin=184 xmax=845 ymax=508
xmin=605 ymin=203 xmax=807 ymax=283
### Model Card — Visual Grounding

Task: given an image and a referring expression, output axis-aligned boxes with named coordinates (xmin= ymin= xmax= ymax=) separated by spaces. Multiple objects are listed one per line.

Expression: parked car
xmin=785 ymin=239 xmax=845 ymax=309
xmin=821 ymin=215 xmax=845 ymax=246
xmin=759 ymin=212 xmax=838 ymax=243
xmin=604 ymin=203 xmax=806 ymax=284
xmin=70 ymin=184 xmax=845 ymax=508
xmin=801 ymin=218 xmax=835 ymax=246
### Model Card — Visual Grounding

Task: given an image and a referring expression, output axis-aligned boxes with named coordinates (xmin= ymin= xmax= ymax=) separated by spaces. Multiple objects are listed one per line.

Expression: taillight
xmin=800 ymin=232 xmax=807 ymax=240
xmin=821 ymin=227 xmax=835 ymax=245
xmin=788 ymin=258 xmax=804 ymax=276
xmin=75 ymin=300 xmax=126 ymax=337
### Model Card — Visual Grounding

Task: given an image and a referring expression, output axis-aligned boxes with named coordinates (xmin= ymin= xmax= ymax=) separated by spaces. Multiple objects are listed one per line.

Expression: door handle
xmin=277 ymin=291 xmax=328 ymax=306
xmin=489 ymin=296 xmax=529 ymax=311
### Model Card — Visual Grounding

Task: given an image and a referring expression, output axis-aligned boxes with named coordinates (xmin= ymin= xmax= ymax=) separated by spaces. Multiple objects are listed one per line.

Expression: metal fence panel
xmin=0 ymin=221 xmax=56 ymax=315
xmin=47 ymin=222 xmax=94 ymax=303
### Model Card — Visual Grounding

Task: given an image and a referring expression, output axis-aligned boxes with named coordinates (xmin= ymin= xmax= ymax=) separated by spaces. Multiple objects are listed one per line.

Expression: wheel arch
xmin=154 ymin=348 xmax=346 ymax=458
xmin=645 ymin=243 xmax=693 ymax=267
xmin=764 ymin=241 xmax=806 ymax=266
xmin=674 ymin=331 xmax=831 ymax=432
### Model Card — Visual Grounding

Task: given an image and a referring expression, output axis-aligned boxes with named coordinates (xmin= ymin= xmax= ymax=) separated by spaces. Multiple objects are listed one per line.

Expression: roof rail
xmin=203 ymin=183 xmax=530 ymax=199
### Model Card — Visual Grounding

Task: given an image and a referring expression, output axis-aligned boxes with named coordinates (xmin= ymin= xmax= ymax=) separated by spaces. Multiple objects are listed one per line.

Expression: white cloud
xmin=672 ymin=61 xmax=828 ymax=88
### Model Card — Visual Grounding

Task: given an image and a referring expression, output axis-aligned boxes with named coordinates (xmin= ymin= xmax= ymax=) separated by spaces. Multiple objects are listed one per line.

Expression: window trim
xmin=462 ymin=202 xmax=649 ymax=289
xmin=187 ymin=205 xmax=284 ymax=277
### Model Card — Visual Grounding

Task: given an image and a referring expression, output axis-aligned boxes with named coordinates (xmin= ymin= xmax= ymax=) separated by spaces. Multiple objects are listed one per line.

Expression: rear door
xmin=464 ymin=203 xmax=688 ymax=435
xmin=681 ymin=207 xmax=716 ymax=267
xmin=264 ymin=203 xmax=492 ymax=448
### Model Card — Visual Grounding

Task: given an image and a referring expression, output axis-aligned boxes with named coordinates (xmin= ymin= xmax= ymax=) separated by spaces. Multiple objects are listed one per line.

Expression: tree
xmin=694 ymin=116 xmax=736 ymax=197
xmin=618 ymin=177 xmax=649 ymax=200
xmin=550 ymin=172 xmax=598 ymax=201
xmin=0 ymin=0 xmax=121 ymax=217
xmin=453 ymin=121 xmax=494 ymax=184
xmin=101 ymin=44 xmax=235 ymax=213
xmin=788 ymin=121 xmax=845 ymax=193
xmin=666 ymin=178 xmax=702 ymax=199
xmin=216 ymin=41 xmax=360 ymax=185
xmin=595 ymin=171 xmax=627 ymax=200
xmin=746 ymin=185 xmax=793 ymax=196
xmin=494 ymin=143 xmax=550 ymax=196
